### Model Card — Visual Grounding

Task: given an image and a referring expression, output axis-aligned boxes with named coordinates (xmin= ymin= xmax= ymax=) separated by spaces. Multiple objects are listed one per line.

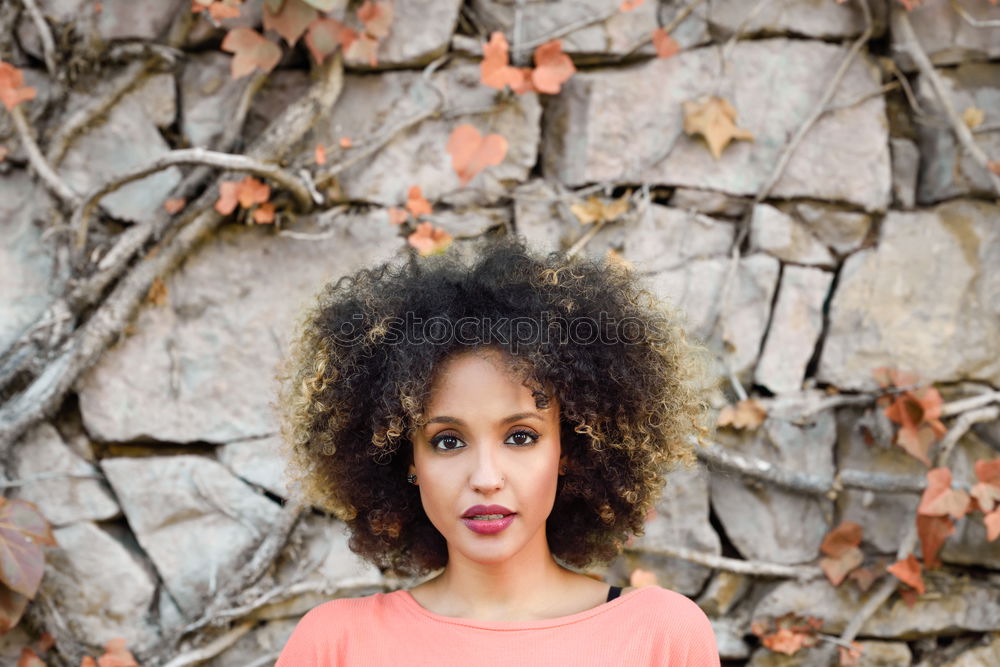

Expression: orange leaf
xmin=916 ymin=513 xmax=953 ymax=569
xmin=887 ymin=554 xmax=924 ymax=595
xmin=975 ymin=457 xmax=1000 ymax=486
xmin=629 ymin=567 xmax=658 ymax=588
xmin=252 ymin=202 xmax=275 ymax=224
xmin=345 ymin=32 xmax=379 ymax=67
xmin=314 ymin=143 xmax=327 ymax=165
xmin=221 ymin=28 xmax=282 ymax=78
xmin=263 ymin=0 xmax=316 ymax=45
xmin=883 ymin=383 xmax=946 ymax=466
xmin=305 ymin=17 xmax=348 ymax=65
xmin=339 ymin=136 xmax=352 ymax=148
xmin=820 ymin=546 xmax=864 ymax=587
xmin=236 ymin=175 xmax=270 ymax=208
xmin=988 ymin=161 xmax=1000 ymax=176
xmin=0 ymin=498 xmax=56 ymax=598
xmin=619 ymin=0 xmax=645 ymax=10
xmin=406 ymin=185 xmax=432 ymax=217
xmin=387 ymin=207 xmax=408 ymax=225
xmin=918 ymin=468 xmax=954 ymax=516
xmin=446 ymin=124 xmax=508 ymax=186
xmin=358 ymin=0 xmax=393 ymax=39
xmin=985 ymin=507 xmax=1000 ymax=541
xmin=821 ymin=521 xmax=863 ymax=558
xmin=763 ymin=627 xmax=813 ymax=655
xmin=652 ymin=28 xmax=680 ymax=58
xmin=163 ymin=197 xmax=186 ymax=214
xmin=838 ymin=641 xmax=864 ymax=666
xmin=215 ymin=181 xmax=240 ymax=215
xmin=81 ymin=658 xmax=97 ymax=667
xmin=480 ymin=31 xmax=525 ymax=91
xmin=96 ymin=637 xmax=138 ymax=667
xmin=407 ymin=221 xmax=452 ymax=256
xmin=531 ymin=39 xmax=575 ymax=94
xmin=0 ymin=62 xmax=37 ymax=111
xmin=18 ymin=647 xmax=46 ymax=667
xmin=716 ymin=398 xmax=767 ymax=430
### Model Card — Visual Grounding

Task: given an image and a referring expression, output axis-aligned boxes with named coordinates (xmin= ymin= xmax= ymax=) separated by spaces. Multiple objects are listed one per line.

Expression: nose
xmin=469 ymin=443 xmax=504 ymax=493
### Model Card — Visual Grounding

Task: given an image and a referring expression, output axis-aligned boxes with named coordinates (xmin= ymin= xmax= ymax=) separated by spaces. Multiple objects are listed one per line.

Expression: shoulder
xmin=627 ymin=586 xmax=720 ymax=664
xmin=627 ymin=586 xmax=715 ymax=631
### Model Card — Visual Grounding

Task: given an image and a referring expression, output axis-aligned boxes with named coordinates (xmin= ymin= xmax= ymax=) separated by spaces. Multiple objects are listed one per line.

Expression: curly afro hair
xmin=276 ymin=234 xmax=712 ymax=577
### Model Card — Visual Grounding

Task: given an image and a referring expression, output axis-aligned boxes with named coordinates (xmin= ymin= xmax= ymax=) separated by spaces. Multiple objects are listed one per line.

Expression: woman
xmin=275 ymin=235 xmax=720 ymax=665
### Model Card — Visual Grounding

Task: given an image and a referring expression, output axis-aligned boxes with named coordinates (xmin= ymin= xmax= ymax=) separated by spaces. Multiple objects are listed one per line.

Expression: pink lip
xmin=462 ymin=504 xmax=515 ymax=517
xmin=462 ymin=514 xmax=516 ymax=535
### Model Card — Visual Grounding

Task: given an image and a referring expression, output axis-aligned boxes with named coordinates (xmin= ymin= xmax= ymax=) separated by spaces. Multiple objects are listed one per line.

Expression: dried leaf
xmin=0 ymin=62 xmax=37 ymax=111
xmin=820 ymin=546 xmax=864 ymax=587
xmin=304 ymin=17 xmax=348 ymax=64
xmin=717 ymin=398 xmax=767 ymax=430
xmin=220 ymin=28 xmax=282 ymax=78
xmin=236 ymin=176 xmax=270 ymax=208
xmin=446 ymin=124 xmax=508 ymax=186
xmin=95 ymin=638 xmax=138 ymax=667
xmin=358 ymin=0 xmax=393 ymax=39
xmin=682 ymin=96 xmax=754 ymax=160
xmin=17 ymin=646 xmax=46 ymax=667
xmin=480 ymin=31 xmax=526 ymax=91
xmin=215 ymin=180 xmax=240 ymax=215
xmin=253 ymin=202 xmax=276 ymax=224
xmin=569 ymin=192 xmax=631 ymax=225
xmin=314 ymin=143 xmax=327 ymax=165
xmin=985 ymin=507 xmax=1000 ymax=542
xmin=0 ymin=498 xmax=55 ymax=598
xmin=263 ymin=0 xmax=317 ymax=46
xmin=961 ymin=106 xmax=984 ymax=129
xmin=387 ymin=207 xmax=408 ymax=225
xmin=652 ymin=27 xmax=680 ymax=58
xmin=339 ymin=136 xmax=352 ymax=148
xmin=146 ymin=277 xmax=168 ymax=306
xmin=619 ymin=0 xmax=645 ymax=10
xmin=989 ymin=161 xmax=1000 ymax=176
xmin=838 ymin=641 xmax=864 ymax=666
xmin=887 ymin=554 xmax=924 ymax=594
xmin=883 ymin=380 xmax=946 ymax=466
xmin=406 ymin=185 xmax=432 ymax=217
xmin=408 ymin=221 xmax=452 ymax=256
xmin=531 ymin=39 xmax=576 ymax=94
xmin=629 ymin=567 xmax=658 ymax=588
xmin=916 ymin=513 xmax=953 ymax=569
xmin=163 ymin=197 xmax=186 ymax=214
xmin=820 ymin=521 xmax=863 ymax=558
xmin=345 ymin=32 xmax=379 ymax=67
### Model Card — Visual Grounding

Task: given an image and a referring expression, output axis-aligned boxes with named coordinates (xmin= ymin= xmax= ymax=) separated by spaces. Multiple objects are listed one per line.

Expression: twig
xmin=720 ymin=0 xmax=777 ymax=63
xmin=630 ymin=543 xmax=823 ymax=581
xmin=9 ymin=104 xmax=81 ymax=207
xmin=517 ymin=7 xmax=620 ymax=53
xmin=616 ymin=0 xmax=708 ymax=61
xmin=950 ymin=0 xmax=1000 ymax=28
xmin=934 ymin=405 xmax=1000 ymax=467
xmin=20 ymin=0 xmax=57 ymax=77
xmin=71 ymin=147 xmax=316 ymax=250
xmin=160 ymin=620 xmax=257 ymax=667
xmin=825 ymin=81 xmax=900 ymax=115
xmin=892 ymin=5 xmax=1000 ymax=196
xmin=940 ymin=390 xmax=1000 ymax=417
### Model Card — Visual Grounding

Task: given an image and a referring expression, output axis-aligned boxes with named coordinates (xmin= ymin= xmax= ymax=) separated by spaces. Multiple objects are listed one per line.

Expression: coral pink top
xmin=275 ymin=585 xmax=721 ymax=666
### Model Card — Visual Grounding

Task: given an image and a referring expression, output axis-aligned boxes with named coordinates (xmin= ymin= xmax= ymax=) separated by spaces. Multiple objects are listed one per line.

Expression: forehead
xmin=425 ymin=349 xmax=555 ymax=414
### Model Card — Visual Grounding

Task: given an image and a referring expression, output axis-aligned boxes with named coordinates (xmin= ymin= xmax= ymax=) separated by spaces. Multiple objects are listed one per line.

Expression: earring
xmin=559 ymin=465 xmax=567 ymax=475
xmin=407 ymin=473 xmax=417 ymax=484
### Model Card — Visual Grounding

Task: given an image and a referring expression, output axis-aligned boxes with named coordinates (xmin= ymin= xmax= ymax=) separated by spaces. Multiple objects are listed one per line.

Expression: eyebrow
xmin=425 ymin=412 xmax=544 ymax=428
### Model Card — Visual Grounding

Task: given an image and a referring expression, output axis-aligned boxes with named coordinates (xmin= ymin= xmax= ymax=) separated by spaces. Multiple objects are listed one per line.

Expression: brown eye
xmin=506 ymin=430 xmax=539 ymax=447
xmin=430 ymin=434 xmax=464 ymax=451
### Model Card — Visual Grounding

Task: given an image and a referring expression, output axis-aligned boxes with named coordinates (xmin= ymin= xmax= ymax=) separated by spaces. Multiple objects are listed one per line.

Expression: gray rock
xmin=644 ymin=254 xmax=779 ymax=379
xmin=341 ymin=0 xmax=461 ymax=68
xmin=938 ymin=432 xmax=1000 ymax=570
xmin=786 ymin=202 xmax=872 ymax=257
xmin=76 ymin=210 xmax=407 ymax=444
xmin=218 ymin=435 xmax=289 ymax=499
xmin=747 ymin=640 xmax=910 ymax=666
xmin=17 ymin=0 xmax=186 ymax=59
xmin=623 ymin=205 xmax=734 ymax=273
xmin=543 ymin=39 xmax=890 ymax=212
xmin=669 ymin=188 xmax=749 ymax=218
xmin=753 ymin=574 xmax=1000 ymax=638
xmin=310 ymin=65 xmax=541 ymax=207
xmin=203 ymin=618 xmax=298 ymax=667
xmin=914 ymin=62 xmax=1000 ymax=204
xmin=512 ymin=179 xmax=625 ymax=258
xmin=749 ymin=204 xmax=835 ymax=267
xmin=755 ymin=266 xmax=834 ymax=395
xmin=468 ymin=0 xmax=708 ymax=61
xmin=101 ymin=455 xmax=282 ymax=617
xmin=0 ymin=170 xmax=55 ymax=356
xmin=711 ymin=615 xmax=752 ymax=661
xmin=180 ymin=51 xmax=253 ymax=149
xmin=696 ymin=571 xmax=753 ymax=618
xmin=890 ymin=138 xmax=919 ymax=210
xmin=58 ymin=72 xmax=181 ymax=223
xmin=707 ymin=0 xmax=885 ymax=40
xmin=40 ymin=521 xmax=158 ymax=650
xmin=250 ymin=513 xmax=385 ymax=620
xmin=940 ymin=633 xmax=1000 ymax=667
xmin=420 ymin=206 xmax=511 ymax=239
xmin=817 ymin=200 xmax=1000 ymax=391
xmin=834 ymin=407 xmax=924 ymax=555
xmin=892 ymin=0 xmax=1000 ymax=71
xmin=711 ymin=402 xmax=836 ymax=563
xmin=10 ymin=423 xmax=118 ymax=527
xmin=627 ymin=466 xmax=721 ymax=596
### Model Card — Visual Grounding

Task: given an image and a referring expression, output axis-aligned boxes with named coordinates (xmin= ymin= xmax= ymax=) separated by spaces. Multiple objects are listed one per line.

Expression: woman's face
xmin=408 ymin=348 xmax=565 ymax=567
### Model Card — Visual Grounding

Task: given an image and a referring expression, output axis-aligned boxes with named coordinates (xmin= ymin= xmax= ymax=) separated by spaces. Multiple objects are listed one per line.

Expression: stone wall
xmin=2 ymin=0 xmax=1000 ymax=665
